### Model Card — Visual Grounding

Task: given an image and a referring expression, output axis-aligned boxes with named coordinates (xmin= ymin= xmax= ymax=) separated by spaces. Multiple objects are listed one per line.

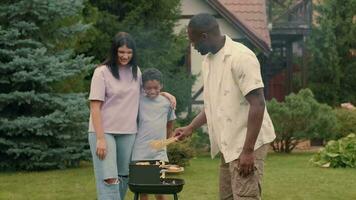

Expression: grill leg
xmin=173 ymin=193 xmax=178 ymax=200
xmin=134 ymin=193 xmax=139 ymax=200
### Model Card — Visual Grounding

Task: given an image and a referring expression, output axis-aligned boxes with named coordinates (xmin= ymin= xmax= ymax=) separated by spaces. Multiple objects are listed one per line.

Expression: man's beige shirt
xmin=202 ymin=35 xmax=276 ymax=163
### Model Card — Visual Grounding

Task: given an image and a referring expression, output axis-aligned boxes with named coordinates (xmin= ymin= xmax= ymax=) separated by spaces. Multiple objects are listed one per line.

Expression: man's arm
xmin=174 ymin=109 xmax=207 ymax=140
xmin=239 ymin=88 xmax=265 ymax=177
xmin=243 ymin=88 xmax=265 ymax=152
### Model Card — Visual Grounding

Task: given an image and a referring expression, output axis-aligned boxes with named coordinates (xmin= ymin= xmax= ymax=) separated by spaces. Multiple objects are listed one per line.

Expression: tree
xmin=85 ymin=0 xmax=194 ymax=114
xmin=0 ymin=0 xmax=93 ymax=170
xmin=307 ymin=0 xmax=356 ymax=106
xmin=267 ymin=89 xmax=337 ymax=153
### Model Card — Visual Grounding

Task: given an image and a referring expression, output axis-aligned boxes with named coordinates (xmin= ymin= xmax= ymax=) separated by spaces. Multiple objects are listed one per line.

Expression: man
xmin=175 ymin=13 xmax=276 ymax=200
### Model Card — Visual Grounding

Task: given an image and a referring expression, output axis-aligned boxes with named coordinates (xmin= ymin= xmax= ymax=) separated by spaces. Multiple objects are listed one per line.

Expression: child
xmin=131 ymin=68 xmax=176 ymax=200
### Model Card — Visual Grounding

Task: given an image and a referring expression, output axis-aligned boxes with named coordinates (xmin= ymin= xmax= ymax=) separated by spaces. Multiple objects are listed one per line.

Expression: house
xmin=268 ymin=0 xmax=312 ymax=101
xmin=175 ymin=0 xmax=312 ymax=112
xmin=176 ymin=0 xmax=272 ymax=112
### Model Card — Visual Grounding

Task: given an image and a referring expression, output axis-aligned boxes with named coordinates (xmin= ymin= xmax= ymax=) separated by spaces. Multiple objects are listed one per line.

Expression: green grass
xmin=263 ymin=153 xmax=356 ymax=200
xmin=1 ymin=153 xmax=356 ymax=200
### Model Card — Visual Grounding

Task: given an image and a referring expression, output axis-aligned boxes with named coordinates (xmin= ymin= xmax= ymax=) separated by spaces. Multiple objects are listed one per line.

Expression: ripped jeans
xmin=89 ymin=133 xmax=136 ymax=200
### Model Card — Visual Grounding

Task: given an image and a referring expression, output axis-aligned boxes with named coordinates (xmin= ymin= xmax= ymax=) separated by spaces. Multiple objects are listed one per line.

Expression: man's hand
xmin=174 ymin=110 xmax=206 ymax=141
xmin=174 ymin=125 xmax=194 ymax=141
xmin=238 ymin=150 xmax=255 ymax=177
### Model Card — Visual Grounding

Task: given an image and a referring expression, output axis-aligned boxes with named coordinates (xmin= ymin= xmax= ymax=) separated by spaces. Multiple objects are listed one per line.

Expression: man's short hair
xmin=142 ymin=68 xmax=163 ymax=84
xmin=188 ymin=13 xmax=220 ymax=34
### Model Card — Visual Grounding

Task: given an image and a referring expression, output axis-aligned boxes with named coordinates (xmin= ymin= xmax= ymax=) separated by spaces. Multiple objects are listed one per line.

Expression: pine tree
xmin=0 ymin=0 xmax=93 ymax=170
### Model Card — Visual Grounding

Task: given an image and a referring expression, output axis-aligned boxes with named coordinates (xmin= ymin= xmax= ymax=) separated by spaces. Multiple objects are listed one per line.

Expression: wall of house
xmin=175 ymin=0 xmax=243 ymax=103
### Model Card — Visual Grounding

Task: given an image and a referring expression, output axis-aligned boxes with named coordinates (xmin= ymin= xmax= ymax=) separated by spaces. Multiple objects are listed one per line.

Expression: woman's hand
xmin=160 ymin=92 xmax=176 ymax=109
xmin=96 ymin=137 xmax=107 ymax=160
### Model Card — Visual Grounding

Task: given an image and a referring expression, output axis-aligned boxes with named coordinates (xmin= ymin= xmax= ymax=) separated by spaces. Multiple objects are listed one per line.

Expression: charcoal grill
xmin=129 ymin=161 xmax=185 ymax=200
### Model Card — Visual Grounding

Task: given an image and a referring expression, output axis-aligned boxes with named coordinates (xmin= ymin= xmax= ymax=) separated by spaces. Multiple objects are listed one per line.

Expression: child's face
xmin=143 ymin=80 xmax=162 ymax=99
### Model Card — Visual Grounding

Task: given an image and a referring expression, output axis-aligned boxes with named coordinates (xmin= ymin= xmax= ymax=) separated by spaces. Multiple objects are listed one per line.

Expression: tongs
xmin=149 ymin=137 xmax=179 ymax=150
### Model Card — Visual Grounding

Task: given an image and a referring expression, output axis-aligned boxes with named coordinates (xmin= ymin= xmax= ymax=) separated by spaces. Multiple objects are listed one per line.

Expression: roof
xmin=207 ymin=0 xmax=271 ymax=55
xmin=272 ymin=0 xmax=305 ymax=23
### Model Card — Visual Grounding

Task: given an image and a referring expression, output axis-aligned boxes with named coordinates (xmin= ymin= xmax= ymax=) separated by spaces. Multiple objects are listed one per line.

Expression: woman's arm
xmin=160 ymin=92 xmax=176 ymax=109
xmin=90 ymin=100 xmax=107 ymax=160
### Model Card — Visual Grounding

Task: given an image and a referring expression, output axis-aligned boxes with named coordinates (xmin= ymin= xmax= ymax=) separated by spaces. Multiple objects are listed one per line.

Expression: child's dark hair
xmin=142 ymin=68 xmax=163 ymax=85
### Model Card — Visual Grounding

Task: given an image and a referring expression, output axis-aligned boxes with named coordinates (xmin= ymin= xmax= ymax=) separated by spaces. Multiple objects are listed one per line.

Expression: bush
xmin=311 ymin=134 xmax=356 ymax=168
xmin=167 ymin=138 xmax=195 ymax=167
xmin=334 ymin=109 xmax=356 ymax=139
xmin=175 ymin=112 xmax=210 ymax=154
xmin=267 ymin=88 xmax=337 ymax=153
xmin=190 ymin=128 xmax=210 ymax=153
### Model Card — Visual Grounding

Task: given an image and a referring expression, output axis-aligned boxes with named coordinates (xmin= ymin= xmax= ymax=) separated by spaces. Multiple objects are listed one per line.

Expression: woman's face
xmin=117 ymin=45 xmax=133 ymax=66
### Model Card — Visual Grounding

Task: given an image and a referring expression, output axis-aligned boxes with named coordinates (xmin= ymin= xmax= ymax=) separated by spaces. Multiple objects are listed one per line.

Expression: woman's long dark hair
xmin=102 ymin=32 xmax=138 ymax=80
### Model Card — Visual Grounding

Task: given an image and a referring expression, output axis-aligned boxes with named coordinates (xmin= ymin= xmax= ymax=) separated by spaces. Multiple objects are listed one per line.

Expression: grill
xmin=129 ymin=161 xmax=185 ymax=200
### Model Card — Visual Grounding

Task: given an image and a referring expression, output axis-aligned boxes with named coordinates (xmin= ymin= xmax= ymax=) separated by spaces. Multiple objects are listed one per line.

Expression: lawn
xmin=1 ymin=153 xmax=356 ymax=200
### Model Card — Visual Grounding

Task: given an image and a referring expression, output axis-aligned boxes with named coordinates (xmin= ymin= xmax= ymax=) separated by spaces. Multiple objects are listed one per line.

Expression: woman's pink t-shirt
xmin=88 ymin=65 xmax=141 ymax=134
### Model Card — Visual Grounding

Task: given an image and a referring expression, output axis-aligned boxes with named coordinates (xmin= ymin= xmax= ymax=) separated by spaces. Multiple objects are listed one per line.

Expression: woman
xmin=88 ymin=32 xmax=175 ymax=200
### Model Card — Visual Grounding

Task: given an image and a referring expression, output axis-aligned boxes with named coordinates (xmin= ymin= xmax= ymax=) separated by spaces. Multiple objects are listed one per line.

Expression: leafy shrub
xmin=334 ymin=109 xmax=356 ymax=139
xmin=311 ymin=134 xmax=356 ymax=168
xmin=167 ymin=138 xmax=195 ymax=167
xmin=267 ymin=88 xmax=337 ymax=153
xmin=176 ymin=112 xmax=210 ymax=153
xmin=190 ymin=128 xmax=210 ymax=153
